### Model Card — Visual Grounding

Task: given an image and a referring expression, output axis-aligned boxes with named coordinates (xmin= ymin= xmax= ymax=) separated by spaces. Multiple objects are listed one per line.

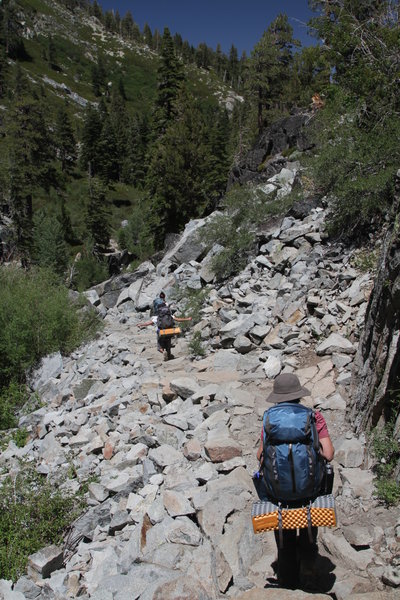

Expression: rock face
xmin=1 ymin=164 xmax=400 ymax=600
xmin=350 ymin=187 xmax=400 ymax=438
xmin=227 ymin=112 xmax=313 ymax=189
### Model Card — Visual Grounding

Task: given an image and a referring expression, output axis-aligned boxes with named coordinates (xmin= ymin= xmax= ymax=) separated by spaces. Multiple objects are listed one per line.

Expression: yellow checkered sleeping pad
xmin=158 ymin=327 xmax=181 ymax=336
xmin=252 ymin=494 xmax=337 ymax=534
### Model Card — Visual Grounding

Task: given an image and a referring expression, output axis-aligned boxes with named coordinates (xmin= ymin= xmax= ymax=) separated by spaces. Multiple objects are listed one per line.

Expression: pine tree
xmin=153 ymin=27 xmax=185 ymax=134
xmin=228 ymin=45 xmax=239 ymax=87
xmin=86 ymin=178 xmax=111 ymax=253
xmin=91 ymin=54 xmax=107 ymax=97
xmin=59 ymin=197 xmax=76 ymax=245
xmin=214 ymin=44 xmax=224 ymax=78
xmin=306 ymin=0 xmax=400 ymax=236
xmin=0 ymin=2 xmax=9 ymax=97
xmin=92 ymin=0 xmax=103 ymax=21
xmin=152 ymin=28 xmax=161 ymax=52
xmin=33 ymin=212 xmax=68 ymax=277
xmin=6 ymin=95 xmax=57 ymax=263
xmin=246 ymin=14 xmax=299 ymax=133
xmin=97 ymin=116 xmax=119 ymax=183
xmin=47 ymin=36 xmax=58 ymax=69
xmin=204 ymin=108 xmax=230 ymax=206
xmin=143 ymin=23 xmax=152 ymax=46
xmin=173 ymin=33 xmax=183 ymax=54
xmin=121 ymin=11 xmax=134 ymax=39
xmin=147 ymin=91 xmax=213 ymax=244
xmin=55 ymin=102 xmax=77 ymax=174
xmin=79 ymin=104 xmax=102 ymax=176
xmin=122 ymin=113 xmax=151 ymax=186
xmin=104 ymin=11 xmax=115 ymax=32
xmin=2 ymin=0 xmax=25 ymax=60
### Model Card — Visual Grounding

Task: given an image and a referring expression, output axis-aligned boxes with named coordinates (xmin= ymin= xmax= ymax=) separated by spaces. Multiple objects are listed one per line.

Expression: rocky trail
xmin=1 ymin=191 xmax=400 ymax=600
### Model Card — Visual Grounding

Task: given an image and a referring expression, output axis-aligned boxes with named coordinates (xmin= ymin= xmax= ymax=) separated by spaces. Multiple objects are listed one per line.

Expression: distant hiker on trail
xmin=151 ymin=291 xmax=167 ymax=317
xmin=255 ymin=372 xmax=334 ymax=591
xmin=137 ymin=301 xmax=191 ymax=361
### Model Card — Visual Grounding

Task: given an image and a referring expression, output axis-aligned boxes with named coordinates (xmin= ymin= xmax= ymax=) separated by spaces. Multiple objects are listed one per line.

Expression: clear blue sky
xmin=98 ymin=1 xmax=318 ymax=56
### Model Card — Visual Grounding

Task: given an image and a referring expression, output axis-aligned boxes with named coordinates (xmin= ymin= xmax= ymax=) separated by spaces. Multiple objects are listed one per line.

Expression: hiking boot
xmin=163 ymin=350 xmax=169 ymax=361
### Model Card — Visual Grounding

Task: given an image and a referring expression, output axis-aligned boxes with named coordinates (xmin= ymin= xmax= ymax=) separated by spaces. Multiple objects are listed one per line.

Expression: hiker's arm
xmin=320 ymin=436 xmax=334 ymax=462
xmin=137 ymin=321 xmax=153 ymax=328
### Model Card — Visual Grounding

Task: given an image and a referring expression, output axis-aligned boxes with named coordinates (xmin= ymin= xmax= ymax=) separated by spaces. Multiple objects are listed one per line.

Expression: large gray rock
xmin=31 ymin=352 xmax=63 ymax=391
xmin=27 ymin=545 xmax=64 ymax=580
xmin=316 ymin=333 xmax=356 ymax=355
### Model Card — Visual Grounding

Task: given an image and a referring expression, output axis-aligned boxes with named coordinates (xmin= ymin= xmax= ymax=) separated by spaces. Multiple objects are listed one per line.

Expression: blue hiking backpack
xmin=262 ymin=402 xmax=325 ymax=503
xmin=152 ymin=297 xmax=165 ymax=316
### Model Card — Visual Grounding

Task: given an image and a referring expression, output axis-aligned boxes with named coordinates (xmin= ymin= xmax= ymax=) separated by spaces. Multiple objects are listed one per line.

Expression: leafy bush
xmin=189 ymin=330 xmax=205 ymax=358
xmin=170 ymin=287 xmax=209 ymax=326
xmin=71 ymin=249 xmax=109 ymax=292
xmin=371 ymin=420 xmax=400 ymax=506
xmin=0 ymin=463 xmax=85 ymax=582
xmin=0 ymin=266 xmax=101 ymax=393
xmin=0 ymin=383 xmax=30 ymax=430
xmin=307 ymin=87 xmax=399 ymax=239
xmin=201 ymin=185 xmax=296 ymax=280
xmin=117 ymin=199 xmax=155 ymax=262
xmin=32 ymin=212 xmax=68 ymax=278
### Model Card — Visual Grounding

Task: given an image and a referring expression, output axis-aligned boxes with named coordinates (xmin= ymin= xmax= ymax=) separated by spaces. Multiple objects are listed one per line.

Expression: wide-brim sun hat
xmin=267 ymin=373 xmax=310 ymax=403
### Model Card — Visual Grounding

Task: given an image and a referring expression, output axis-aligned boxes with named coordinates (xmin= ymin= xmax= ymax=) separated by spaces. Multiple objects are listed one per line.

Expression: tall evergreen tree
xmin=214 ymin=43 xmax=224 ymax=78
xmin=79 ymin=104 xmax=103 ymax=176
xmin=33 ymin=212 xmax=68 ymax=277
xmin=2 ymin=0 xmax=25 ymax=59
xmin=306 ymin=0 xmax=400 ymax=235
xmin=59 ymin=196 xmax=76 ymax=245
xmin=97 ymin=116 xmax=119 ymax=183
xmin=228 ymin=45 xmax=239 ymax=87
xmin=86 ymin=177 xmax=111 ymax=253
xmin=122 ymin=113 xmax=151 ymax=186
xmin=153 ymin=27 xmax=185 ymax=134
xmin=152 ymin=28 xmax=161 ymax=51
xmin=143 ymin=23 xmax=152 ymax=46
xmin=147 ymin=92 xmax=215 ymax=244
xmin=0 ymin=8 xmax=9 ymax=98
xmin=47 ymin=36 xmax=58 ymax=69
xmin=55 ymin=102 xmax=77 ymax=174
xmin=121 ymin=11 xmax=134 ymax=39
xmin=246 ymin=14 xmax=299 ymax=133
xmin=5 ymin=96 xmax=57 ymax=263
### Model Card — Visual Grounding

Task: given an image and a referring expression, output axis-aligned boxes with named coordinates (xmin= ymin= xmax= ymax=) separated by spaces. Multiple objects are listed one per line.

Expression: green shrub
xmin=116 ymin=199 xmax=155 ymax=262
xmin=0 ymin=463 xmax=85 ymax=582
xmin=0 ymin=383 xmax=30 ymax=430
xmin=71 ymin=251 xmax=109 ymax=292
xmin=201 ymin=185 xmax=297 ymax=281
xmin=189 ymin=331 xmax=206 ymax=357
xmin=170 ymin=287 xmax=209 ymax=326
xmin=32 ymin=212 xmax=68 ymax=278
xmin=0 ymin=266 xmax=101 ymax=392
xmin=307 ymin=87 xmax=400 ymax=239
xmin=371 ymin=420 xmax=400 ymax=506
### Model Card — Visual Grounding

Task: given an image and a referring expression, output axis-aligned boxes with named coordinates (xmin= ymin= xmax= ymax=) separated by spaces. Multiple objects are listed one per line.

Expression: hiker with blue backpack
xmin=255 ymin=372 xmax=334 ymax=591
xmin=151 ymin=291 xmax=167 ymax=317
xmin=137 ymin=292 xmax=191 ymax=360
